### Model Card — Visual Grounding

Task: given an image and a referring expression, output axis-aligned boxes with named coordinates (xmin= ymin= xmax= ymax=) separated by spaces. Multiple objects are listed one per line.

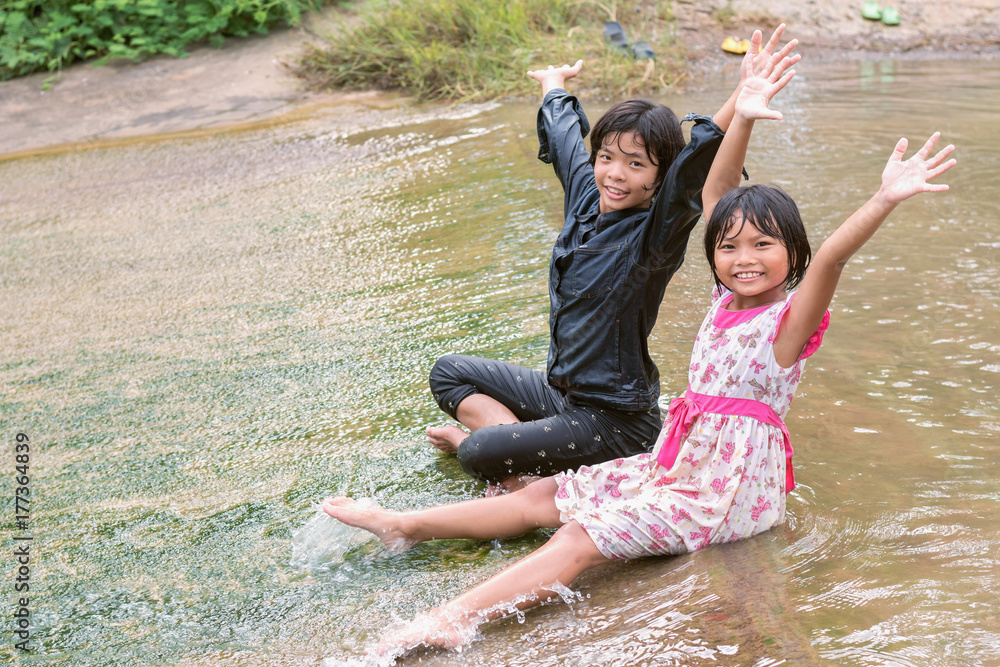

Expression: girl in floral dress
xmin=555 ymin=272 xmax=828 ymax=559
xmin=320 ymin=36 xmax=957 ymax=658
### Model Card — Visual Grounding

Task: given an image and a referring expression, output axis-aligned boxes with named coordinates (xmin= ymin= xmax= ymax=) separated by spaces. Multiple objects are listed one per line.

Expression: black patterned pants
xmin=429 ymin=354 xmax=662 ymax=483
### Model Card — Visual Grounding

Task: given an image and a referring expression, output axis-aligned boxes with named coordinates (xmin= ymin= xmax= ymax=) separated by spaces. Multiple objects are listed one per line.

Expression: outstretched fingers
xmin=745 ymin=24 xmax=798 ymax=95
xmin=923 ymin=151 xmax=957 ymax=191
xmin=913 ymin=130 xmax=943 ymax=159
xmin=910 ymin=132 xmax=957 ymax=178
xmin=740 ymin=30 xmax=763 ymax=74
xmin=889 ymin=136 xmax=909 ymax=163
xmin=770 ymin=46 xmax=800 ymax=80
xmin=756 ymin=24 xmax=798 ymax=78
xmin=923 ymin=138 xmax=957 ymax=168
xmin=749 ymin=29 xmax=765 ymax=58
xmin=882 ymin=133 xmax=957 ymax=201
xmin=527 ymin=59 xmax=583 ymax=82
xmin=773 ymin=35 xmax=799 ymax=63
xmin=734 ymin=52 xmax=798 ymax=121
xmin=762 ymin=23 xmax=786 ymax=56
xmin=766 ymin=55 xmax=799 ymax=100
xmin=752 ymin=23 xmax=783 ymax=74
xmin=927 ymin=152 xmax=958 ymax=181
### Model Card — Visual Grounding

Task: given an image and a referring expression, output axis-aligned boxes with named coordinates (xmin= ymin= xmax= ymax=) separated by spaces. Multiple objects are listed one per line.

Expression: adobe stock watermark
xmin=11 ymin=432 xmax=33 ymax=653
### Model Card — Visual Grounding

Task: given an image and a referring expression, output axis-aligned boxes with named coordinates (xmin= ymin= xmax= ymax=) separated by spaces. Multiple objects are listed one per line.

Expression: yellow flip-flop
xmin=721 ymin=37 xmax=750 ymax=54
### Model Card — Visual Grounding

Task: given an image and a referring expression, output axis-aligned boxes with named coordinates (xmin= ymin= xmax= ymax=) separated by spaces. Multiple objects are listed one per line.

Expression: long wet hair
xmin=588 ymin=99 xmax=685 ymax=197
xmin=704 ymin=184 xmax=812 ymax=293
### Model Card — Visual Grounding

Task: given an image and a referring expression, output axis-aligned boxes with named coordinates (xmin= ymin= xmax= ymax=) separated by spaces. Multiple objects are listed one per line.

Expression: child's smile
xmin=715 ymin=218 xmax=790 ymax=309
xmin=594 ymin=132 xmax=658 ymax=213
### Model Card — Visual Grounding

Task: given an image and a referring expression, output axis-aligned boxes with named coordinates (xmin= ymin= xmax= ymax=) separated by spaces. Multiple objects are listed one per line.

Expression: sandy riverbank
xmin=676 ymin=0 xmax=1000 ymax=70
xmin=1 ymin=1 xmax=996 ymax=158
xmin=0 ymin=9 xmax=360 ymax=157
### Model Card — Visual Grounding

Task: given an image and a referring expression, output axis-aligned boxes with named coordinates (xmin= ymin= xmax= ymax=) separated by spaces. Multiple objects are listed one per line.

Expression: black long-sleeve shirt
xmin=536 ymin=88 xmax=725 ymax=410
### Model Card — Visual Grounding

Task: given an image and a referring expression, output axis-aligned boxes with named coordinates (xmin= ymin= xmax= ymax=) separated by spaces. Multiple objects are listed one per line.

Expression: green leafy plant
xmin=0 ymin=0 xmax=325 ymax=81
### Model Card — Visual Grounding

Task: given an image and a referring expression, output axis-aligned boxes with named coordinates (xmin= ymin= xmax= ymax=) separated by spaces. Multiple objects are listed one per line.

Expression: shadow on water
xmin=1 ymin=58 xmax=997 ymax=665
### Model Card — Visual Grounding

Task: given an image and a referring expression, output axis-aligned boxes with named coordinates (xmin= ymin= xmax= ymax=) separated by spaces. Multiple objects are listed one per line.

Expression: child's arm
xmin=702 ymin=28 xmax=799 ymax=224
xmin=773 ymin=134 xmax=957 ymax=367
xmin=527 ymin=60 xmax=584 ymax=98
xmin=528 ymin=59 xmax=594 ymax=218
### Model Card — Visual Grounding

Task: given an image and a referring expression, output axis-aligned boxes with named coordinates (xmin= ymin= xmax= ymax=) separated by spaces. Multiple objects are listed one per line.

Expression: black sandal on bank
xmin=631 ymin=40 xmax=656 ymax=60
xmin=604 ymin=21 xmax=630 ymax=54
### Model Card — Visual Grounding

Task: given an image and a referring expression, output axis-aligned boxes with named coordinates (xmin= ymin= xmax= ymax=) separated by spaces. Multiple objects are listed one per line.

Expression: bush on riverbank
xmin=296 ymin=0 xmax=687 ymax=101
xmin=0 ymin=0 xmax=325 ymax=81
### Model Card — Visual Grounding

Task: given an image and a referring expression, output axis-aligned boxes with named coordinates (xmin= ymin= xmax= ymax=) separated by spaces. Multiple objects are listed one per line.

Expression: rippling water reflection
xmin=1 ymin=58 xmax=997 ymax=666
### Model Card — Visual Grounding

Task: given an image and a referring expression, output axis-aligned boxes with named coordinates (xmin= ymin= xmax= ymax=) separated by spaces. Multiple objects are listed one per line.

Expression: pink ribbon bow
xmin=656 ymin=394 xmax=703 ymax=469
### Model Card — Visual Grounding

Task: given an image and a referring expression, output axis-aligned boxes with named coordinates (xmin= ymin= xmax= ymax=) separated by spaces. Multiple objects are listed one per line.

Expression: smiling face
xmin=713 ymin=214 xmax=791 ymax=310
xmin=593 ymin=132 xmax=658 ymax=214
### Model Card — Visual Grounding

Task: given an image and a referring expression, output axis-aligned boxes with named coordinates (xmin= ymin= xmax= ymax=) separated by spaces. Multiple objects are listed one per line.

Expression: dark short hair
xmin=704 ymin=184 xmax=812 ymax=292
xmin=588 ymin=99 xmax=685 ymax=197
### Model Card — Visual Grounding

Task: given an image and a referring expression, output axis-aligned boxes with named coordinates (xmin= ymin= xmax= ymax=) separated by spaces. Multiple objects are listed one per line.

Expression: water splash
xmin=320 ymin=611 xmax=483 ymax=666
xmin=320 ymin=588 xmax=578 ymax=665
xmin=290 ymin=501 xmax=376 ymax=570
xmin=318 ymin=651 xmax=401 ymax=667
xmin=541 ymin=580 xmax=585 ymax=605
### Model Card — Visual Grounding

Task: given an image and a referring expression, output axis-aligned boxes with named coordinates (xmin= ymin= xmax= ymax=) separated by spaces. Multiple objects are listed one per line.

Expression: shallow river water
xmin=1 ymin=58 xmax=998 ymax=666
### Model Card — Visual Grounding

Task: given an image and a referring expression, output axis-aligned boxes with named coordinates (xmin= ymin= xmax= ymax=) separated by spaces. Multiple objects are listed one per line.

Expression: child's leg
xmin=444 ymin=520 xmax=608 ymax=620
xmin=323 ymin=476 xmax=563 ymax=552
xmin=456 ymin=404 xmax=660 ymax=484
xmin=378 ymin=520 xmax=609 ymax=654
xmin=427 ymin=354 xmax=565 ymax=453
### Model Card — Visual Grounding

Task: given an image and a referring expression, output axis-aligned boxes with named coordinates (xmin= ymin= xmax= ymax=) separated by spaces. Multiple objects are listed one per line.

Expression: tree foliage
xmin=0 ymin=0 xmax=323 ymax=80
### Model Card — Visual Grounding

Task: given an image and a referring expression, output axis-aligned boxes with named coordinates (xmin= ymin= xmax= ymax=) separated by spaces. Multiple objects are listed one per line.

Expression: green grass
xmin=0 ymin=0 xmax=327 ymax=81
xmin=295 ymin=0 xmax=688 ymax=101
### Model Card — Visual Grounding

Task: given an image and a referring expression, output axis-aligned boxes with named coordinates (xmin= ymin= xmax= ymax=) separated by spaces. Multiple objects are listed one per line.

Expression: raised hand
xmin=880 ymin=132 xmax=957 ymax=203
xmin=734 ymin=25 xmax=800 ymax=122
xmin=527 ymin=59 xmax=584 ymax=96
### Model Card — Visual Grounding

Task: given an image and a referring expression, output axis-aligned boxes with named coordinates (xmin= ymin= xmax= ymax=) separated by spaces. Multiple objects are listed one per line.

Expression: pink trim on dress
xmin=713 ymin=291 xmax=831 ymax=359
xmin=656 ymin=388 xmax=796 ymax=493
xmin=713 ymin=295 xmax=774 ymax=328
xmin=776 ymin=294 xmax=831 ymax=359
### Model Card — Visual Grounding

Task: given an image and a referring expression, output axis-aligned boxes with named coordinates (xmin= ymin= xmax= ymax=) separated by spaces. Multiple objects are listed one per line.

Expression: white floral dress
xmin=553 ymin=290 xmax=829 ymax=560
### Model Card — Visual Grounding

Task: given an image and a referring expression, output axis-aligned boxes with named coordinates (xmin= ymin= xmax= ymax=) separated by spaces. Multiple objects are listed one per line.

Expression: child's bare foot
xmin=372 ymin=610 xmax=478 ymax=657
xmin=426 ymin=425 xmax=468 ymax=454
xmin=322 ymin=497 xmax=416 ymax=554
